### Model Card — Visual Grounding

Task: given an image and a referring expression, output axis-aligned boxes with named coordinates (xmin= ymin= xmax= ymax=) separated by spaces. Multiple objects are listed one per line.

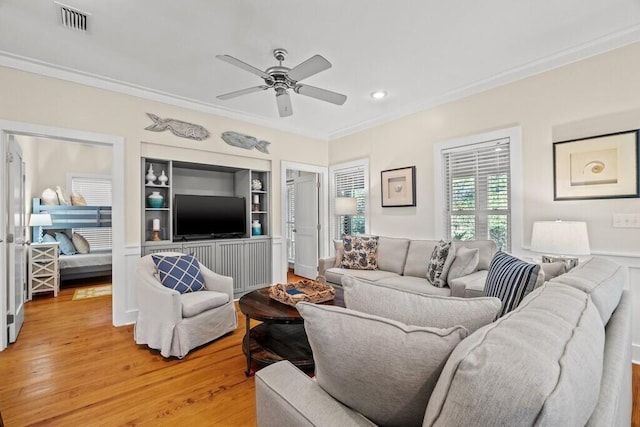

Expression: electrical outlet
xmin=613 ymin=213 xmax=640 ymax=228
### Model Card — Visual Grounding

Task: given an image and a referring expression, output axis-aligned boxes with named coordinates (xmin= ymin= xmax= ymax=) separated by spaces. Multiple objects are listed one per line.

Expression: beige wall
xmin=0 ymin=66 xmax=329 ymax=246
xmin=330 ymin=42 xmax=640 ymax=256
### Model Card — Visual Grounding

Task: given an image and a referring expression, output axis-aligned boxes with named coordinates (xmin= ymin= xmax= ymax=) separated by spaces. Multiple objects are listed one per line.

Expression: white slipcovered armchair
xmin=134 ymin=252 xmax=238 ymax=358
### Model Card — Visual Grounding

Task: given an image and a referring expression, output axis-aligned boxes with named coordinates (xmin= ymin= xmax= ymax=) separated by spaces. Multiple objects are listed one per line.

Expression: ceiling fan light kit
xmin=216 ymin=48 xmax=347 ymax=117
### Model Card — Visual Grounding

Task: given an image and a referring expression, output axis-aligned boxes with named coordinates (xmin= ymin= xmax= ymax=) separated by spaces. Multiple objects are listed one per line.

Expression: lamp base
xmin=541 ymin=255 xmax=579 ymax=271
xmin=151 ymin=230 xmax=161 ymax=241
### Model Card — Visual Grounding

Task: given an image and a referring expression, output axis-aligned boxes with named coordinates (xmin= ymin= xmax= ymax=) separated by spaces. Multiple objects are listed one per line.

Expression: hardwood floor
xmin=0 ymin=274 xmax=639 ymax=426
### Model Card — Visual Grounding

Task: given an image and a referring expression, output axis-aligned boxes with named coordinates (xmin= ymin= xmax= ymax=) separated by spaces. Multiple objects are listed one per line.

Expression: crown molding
xmin=0 ymin=51 xmax=328 ymax=141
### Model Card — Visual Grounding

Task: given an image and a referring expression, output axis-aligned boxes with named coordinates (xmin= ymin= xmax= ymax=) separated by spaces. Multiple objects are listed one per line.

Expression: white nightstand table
xmin=29 ymin=242 xmax=60 ymax=298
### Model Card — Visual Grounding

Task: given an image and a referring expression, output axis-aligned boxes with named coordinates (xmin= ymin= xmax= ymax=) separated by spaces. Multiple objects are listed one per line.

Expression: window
xmin=441 ymin=138 xmax=512 ymax=251
xmin=329 ymin=159 xmax=369 ymax=240
xmin=69 ymin=174 xmax=112 ymax=250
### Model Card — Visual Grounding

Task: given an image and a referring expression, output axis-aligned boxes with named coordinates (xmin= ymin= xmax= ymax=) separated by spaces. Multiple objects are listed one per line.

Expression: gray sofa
xmin=256 ymin=256 xmax=631 ymax=426
xmin=319 ymin=237 xmax=497 ymax=297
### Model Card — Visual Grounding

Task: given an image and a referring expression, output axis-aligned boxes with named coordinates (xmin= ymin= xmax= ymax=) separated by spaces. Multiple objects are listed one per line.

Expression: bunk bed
xmin=32 ymin=198 xmax=112 ymax=282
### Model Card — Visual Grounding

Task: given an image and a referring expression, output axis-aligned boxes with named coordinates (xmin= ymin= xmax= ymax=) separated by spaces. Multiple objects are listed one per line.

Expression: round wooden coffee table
xmin=238 ymin=286 xmax=344 ymax=376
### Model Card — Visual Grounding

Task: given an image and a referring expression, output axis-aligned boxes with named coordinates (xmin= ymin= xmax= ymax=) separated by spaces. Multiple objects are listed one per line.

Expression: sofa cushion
xmin=343 ymin=277 xmax=500 ymax=333
xmin=449 ymin=270 xmax=488 ymax=298
xmin=484 ymin=252 xmax=541 ymax=317
xmin=180 ymin=290 xmax=229 ymax=318
xmin=376 ymin=237 xmax=410 ymax=275
xmin=325 ymin=267 xmax=399 ymax=285
xmin=402 ymin=240 xmax=438 ymax=277
xmin=298 ymin=302 xmax=467 ymax=427
xmin=340 ymin=235 xmax=379 ymax=270
xmin=453 ymin=239 xmax=497 ymax=270
xmin=152 ymin=253 xmax=206 ymax=294
xmin=426 ymin=240 xmax=456 ymax=287
xmin=424 ymin=282 xmax=605 ymax=426
xmin=550 ymin=256 xmax=626 ymax=325
xmin=446 ymin=246 xmax=479 ymax=285
xmin=375 ymin=276 xmax=452 ymax=296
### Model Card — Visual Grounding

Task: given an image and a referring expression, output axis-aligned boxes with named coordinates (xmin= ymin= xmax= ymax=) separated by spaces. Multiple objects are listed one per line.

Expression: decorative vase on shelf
xmin=251 ymin=219 xmax=262 ymax=236
xmin=251 ymin=179 xmax=262 ymax=191
xmin=146 ymin=165 xmax=156 ymax=185
xmin=147 ymin=191 xmax=164 ymax=208
xmin=158 ymin=170 xmax=169 ymax=186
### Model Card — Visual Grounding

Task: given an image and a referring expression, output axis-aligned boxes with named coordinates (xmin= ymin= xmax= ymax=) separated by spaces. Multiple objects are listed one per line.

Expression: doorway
xmin=0 ymin=120 xmax=124 ymax=351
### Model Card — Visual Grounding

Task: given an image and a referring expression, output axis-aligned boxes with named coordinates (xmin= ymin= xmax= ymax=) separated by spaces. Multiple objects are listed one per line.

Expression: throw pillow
xmin=41 ymin=188 xmax=59 ymax=205
xmin=342 ymin=276 xmax=501 ymax=333
xmin=446 ymin=246 xmax=480 ymax=285
xmin=484 ymin=251 xmax=541 ymax=317
xmin=340 ymin=235 xmax=378 ymax=270
xmin=72 ymin=232 xmax=90 ymax=254
xmin=55 ymin=186 xmax=70 ymax=205
xmin=297 ymin=302 xmax=467 ymax=427
xmin=70 ymin=192 xmax=87 ymax=206
xmin=152 ymin=253 xmax=206 ymax=294
xmin=539 ymin=261 xmax=566 ymax=282
xmin=55 ymin=232 xmax=77 ymax=255
xmin=426 ymin=240 xmax=456 ymax=287
xmin=42 ymin=233 xmax=56 ymax=243
xmin=333 ymin=239 xmax=344 ymax=267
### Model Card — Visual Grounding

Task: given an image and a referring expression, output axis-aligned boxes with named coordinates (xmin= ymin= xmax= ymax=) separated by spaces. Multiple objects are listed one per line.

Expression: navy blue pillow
xmin=55 ymin=232 xmax=77 ymax=255
xmin=484 ymin=251 xmax=540 ymax=317
xmin=152 ymin=253 xmax=206 ymax=294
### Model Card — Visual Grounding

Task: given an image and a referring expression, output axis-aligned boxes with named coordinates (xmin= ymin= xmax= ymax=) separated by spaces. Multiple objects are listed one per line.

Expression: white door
xmin=7 ymin=136 xmax=26 ymax=342
xmin=293 ymin=174 xmax=319 ymax=279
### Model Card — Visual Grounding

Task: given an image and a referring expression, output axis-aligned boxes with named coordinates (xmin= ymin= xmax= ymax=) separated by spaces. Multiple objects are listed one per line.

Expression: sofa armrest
xmin=318 ymin=256 xmax=337 ymax=277
xmin=256 ymin=361 xmax=376 ymax=427
xmin=449 ymin=270 xmax=489 ymax=298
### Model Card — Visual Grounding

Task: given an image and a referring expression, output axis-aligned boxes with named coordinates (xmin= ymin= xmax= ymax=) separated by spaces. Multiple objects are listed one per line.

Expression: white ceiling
xmin=1 ymin=1 xmax=640 ymax=140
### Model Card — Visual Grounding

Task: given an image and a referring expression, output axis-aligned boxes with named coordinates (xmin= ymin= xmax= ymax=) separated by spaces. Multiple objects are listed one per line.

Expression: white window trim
xmin=433 ymin=126 xmax=523 ymax=254
xmin=329 ymin=158 xmax=370 ymax=239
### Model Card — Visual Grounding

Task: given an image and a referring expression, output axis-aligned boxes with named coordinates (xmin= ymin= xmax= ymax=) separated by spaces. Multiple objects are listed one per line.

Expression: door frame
xmin=280 ymin=161 xmax=329 ymax=278
xmin=0 ymin=120 xmax=125 ymax=351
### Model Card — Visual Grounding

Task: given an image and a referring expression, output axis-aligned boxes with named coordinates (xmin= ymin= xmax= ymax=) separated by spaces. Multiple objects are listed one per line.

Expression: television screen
xmin=174 ymin=194 xmax=246 ymax=239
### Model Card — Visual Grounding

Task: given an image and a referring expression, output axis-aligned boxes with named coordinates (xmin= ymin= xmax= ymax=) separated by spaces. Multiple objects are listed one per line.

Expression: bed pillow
xmin=55 ymin=186 xmax=70 ymax=205
xmin=42 ymin=233 xmax=56 ymax=244
xmin=70 ymin=192 xmax=87 ymax=206
xmin=41 ymin=188 xmax=59 ymax=205
xmin=72 ymin=232 xmax=90 ymax=254
xmin=152 ymin=253 xmax=206 ymax=294
xmin=297 ymin=302 xmax=467 ymax=426
xmin=55 ymin=232 xmax=77 ymax=255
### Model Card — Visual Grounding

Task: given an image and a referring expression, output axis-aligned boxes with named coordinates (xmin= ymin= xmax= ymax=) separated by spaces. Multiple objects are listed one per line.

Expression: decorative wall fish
xmin=221 ymin=131 xmax=270 ymax=154
xmin=145 ymin=113 xmax=210 ymax=141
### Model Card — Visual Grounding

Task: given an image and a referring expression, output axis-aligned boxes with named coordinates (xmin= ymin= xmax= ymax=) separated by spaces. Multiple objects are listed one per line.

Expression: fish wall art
xmin=145 ymin=113 xmax=210 ymax=141
xmin=221 ymin=131 xmax=270 ymax=154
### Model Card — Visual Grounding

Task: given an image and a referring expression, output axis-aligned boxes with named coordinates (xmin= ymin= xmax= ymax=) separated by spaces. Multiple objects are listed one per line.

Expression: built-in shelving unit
xmin=141 ymin=158 xmax=172 ymax=244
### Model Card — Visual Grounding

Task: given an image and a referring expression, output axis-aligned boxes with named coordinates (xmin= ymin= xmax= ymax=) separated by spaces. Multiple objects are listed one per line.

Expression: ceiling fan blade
xmin=217 ymin=85 xmax=269 ymax=100
xmin=276 ymin=90 xmax=293 ymax=117
xmin=295 ymin=84 xmax=347 ymax=105
xmin=216 ymin=55 xmax=272 ymax=80
xmin=287 ymin=55 xmax=331 ymax=82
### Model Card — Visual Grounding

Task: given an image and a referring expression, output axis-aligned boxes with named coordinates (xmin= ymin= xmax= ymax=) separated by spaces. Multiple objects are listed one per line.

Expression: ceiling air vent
xmin=55 ymin=2 xmax=89 ymax=32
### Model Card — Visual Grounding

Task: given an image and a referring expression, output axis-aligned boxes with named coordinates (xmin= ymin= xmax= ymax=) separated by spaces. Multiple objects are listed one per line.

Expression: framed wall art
xmin=381 ymin=166 xmax=416 ymax=207
xmin=553 ymin=130 xmax=639 ymax=200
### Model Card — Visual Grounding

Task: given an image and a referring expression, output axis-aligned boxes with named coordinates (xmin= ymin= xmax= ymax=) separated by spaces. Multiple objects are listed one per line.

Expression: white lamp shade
xmin=530 ymin=220 xmax=590 ymax=256
xmin=29 ymin=213 xmax=52 ymax=227
xmin=335 ymin=197 xmax=357 ymax=216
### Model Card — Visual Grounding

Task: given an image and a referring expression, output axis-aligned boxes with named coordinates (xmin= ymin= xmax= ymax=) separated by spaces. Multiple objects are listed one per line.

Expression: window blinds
xmin=442 ymin=138 xmax=511 ymax=251
xmin=71 ymin=175 xmax=112 ymax=250
xmin=330 ymin=162 xmax=367 ymax=239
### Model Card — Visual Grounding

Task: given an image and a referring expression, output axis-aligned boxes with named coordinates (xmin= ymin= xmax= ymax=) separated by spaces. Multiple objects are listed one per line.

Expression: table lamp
xmin=29 ymin=213 xmax=53 ymax=243
xmin=530 ymin=220 xmax=590 ymax=271
xmin=335 ymin=197 xmax=357 ymax=236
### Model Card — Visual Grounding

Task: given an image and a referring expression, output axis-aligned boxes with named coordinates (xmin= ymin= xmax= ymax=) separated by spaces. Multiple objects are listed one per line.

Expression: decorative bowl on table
xmin=269 ymin=279 xmax=335 ymax=306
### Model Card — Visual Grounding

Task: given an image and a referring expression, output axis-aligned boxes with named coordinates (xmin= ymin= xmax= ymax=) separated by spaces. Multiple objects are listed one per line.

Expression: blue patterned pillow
xmin=152 ymin=253 xmax=206 ymax=294
xmin=55 ymin=232 xmax=77 ymax=255
xmin=484 ymin=251 xmax=540 ymax=317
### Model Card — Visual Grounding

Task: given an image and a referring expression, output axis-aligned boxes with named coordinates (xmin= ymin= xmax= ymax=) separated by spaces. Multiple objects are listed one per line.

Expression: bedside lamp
xmin=335 ymin=197 xmax=357 ymax=237
xmin=29 ymin=213 xmax=53 ymax=243
xmin=530 ymin=220 xmax=590 ymax=271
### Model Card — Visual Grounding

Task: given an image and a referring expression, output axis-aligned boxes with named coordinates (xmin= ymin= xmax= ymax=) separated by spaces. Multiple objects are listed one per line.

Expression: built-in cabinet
xmin=141 ymin=158 xmax=272 ymax=297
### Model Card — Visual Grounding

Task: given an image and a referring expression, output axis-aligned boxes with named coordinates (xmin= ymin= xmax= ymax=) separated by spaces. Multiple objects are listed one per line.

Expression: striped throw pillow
xmin=484 ymin=252 xmax=540 ymax=317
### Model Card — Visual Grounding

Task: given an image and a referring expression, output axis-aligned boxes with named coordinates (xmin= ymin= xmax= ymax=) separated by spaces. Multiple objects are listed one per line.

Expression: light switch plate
xmin=613 ymin=213 xmax=640 ymax=228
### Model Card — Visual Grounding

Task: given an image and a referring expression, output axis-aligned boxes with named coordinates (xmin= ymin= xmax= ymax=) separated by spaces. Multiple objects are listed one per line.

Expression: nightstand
xmin=29 ymin=243 xmax=60 ymax=298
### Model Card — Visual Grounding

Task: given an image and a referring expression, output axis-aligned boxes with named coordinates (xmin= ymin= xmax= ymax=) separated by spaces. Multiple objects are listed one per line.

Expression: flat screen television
xmin=174 ymin=194 xmax=246 ymax=240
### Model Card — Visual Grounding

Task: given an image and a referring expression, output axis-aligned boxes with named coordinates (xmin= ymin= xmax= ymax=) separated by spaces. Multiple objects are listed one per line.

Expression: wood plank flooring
xmin=0 ymin=274 xmax=639 ymax=426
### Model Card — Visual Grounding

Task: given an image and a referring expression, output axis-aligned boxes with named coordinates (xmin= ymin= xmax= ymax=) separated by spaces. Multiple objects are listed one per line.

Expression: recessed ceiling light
xmin=370 ymin=90 xmax=387 ymax=100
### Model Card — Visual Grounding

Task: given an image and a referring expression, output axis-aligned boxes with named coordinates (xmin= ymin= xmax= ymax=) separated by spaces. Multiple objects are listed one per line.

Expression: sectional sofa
xmin=256 ymin=256 xmax=631 ymax=426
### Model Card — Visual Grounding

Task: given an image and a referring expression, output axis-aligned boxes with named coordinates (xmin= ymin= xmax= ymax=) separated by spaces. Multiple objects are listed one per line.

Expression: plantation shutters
xmin=330 ymin=159 xmax=368 ymax=239
xmin=70 ymin=175 xmax=112 ymax=250
xmin=442 ymin=138 xmax=511 ymax=251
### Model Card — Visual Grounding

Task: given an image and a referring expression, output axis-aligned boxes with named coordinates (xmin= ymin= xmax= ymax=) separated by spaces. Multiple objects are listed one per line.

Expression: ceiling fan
xmin=216 ymin=48 xmax=347 ymax=117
